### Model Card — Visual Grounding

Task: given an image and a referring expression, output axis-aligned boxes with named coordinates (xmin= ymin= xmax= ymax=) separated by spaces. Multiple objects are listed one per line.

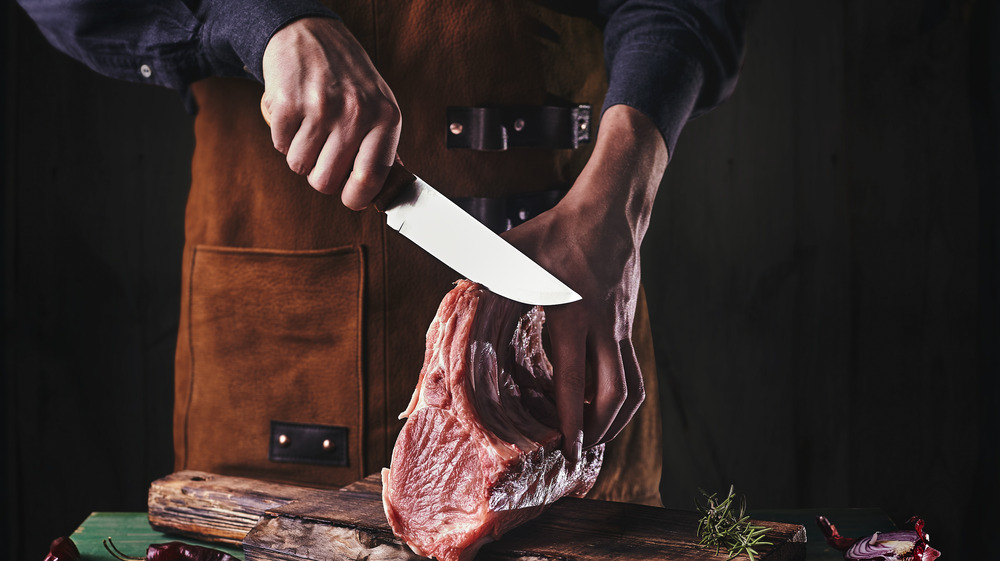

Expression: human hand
xmin=501 ymin=105 xmax=668 ymax=462
xmin=261 ymin=17 xmax=400 ymax=209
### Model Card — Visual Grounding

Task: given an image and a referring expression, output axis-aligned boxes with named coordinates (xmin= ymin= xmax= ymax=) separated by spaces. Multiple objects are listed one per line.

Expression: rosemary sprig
xmin=695 ymin=485 xmax=773 ymax=561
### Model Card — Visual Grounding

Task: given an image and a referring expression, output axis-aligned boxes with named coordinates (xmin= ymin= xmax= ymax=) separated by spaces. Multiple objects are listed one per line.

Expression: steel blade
xmin=384 ymin=177 xmax=581 ymax=306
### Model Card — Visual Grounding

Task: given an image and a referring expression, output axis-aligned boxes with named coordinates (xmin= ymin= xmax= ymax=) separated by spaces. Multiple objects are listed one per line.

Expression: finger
xmin=264 ymin=94 xmax=302 ymax=155
xmin=341 ymin=117 xmax=400 ymax=210
xmin=286 ymin=115 xmax=331 ymax=177
xmin=598 ymin=339 xmax=645 ymax=444
xmin=307 ymin=130 xmax=355 ymax=195
xmin=260 ymin=92 xmax=274 ymax=126
xmin=582 ymin=334 xmax=628 ymax=448
xmin=550 ymin=316 xmax=587 ymax=463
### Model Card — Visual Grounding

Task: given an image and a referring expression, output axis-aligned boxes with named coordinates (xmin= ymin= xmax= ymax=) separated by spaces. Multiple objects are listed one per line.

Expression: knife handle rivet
xmin=278 ymin=434 xmax=290 ymax=447
xmin=449 ymin=122 xmax=464 ymax=135
xmin=322 ymin=439 xmax=335 ymax=451
xmin=513 ymin=118 xmax=525 ymax=132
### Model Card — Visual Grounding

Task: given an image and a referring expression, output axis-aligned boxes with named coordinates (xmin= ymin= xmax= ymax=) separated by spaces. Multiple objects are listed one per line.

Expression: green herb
xmin=695 ymin=485 xmax=773 ymax=561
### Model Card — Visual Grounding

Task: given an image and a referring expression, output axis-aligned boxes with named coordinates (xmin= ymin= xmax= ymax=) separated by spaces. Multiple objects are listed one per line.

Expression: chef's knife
xmin=372 ymin=162 xmax=581 ymax=306
xmin=260 ymin=97 xmax=581 ymax=306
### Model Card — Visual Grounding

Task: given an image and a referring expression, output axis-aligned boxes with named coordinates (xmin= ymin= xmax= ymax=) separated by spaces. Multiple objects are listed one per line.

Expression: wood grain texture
xmin=644 ymin=3 xmax=980 ymax=558
xmin=149 ymin=471 xmax=316 ymax=545
xmin=150 ymin=472 xmax=806 ymax=561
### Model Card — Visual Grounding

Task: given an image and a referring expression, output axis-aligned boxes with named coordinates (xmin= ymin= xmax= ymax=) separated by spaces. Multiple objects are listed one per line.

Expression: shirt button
xmin=140 ymin=64 xmax=152 ymax=78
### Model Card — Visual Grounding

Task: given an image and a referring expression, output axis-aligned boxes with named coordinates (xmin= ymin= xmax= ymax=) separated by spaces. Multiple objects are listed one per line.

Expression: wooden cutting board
xmin=148 ymin=471 xmax=807 ymax=561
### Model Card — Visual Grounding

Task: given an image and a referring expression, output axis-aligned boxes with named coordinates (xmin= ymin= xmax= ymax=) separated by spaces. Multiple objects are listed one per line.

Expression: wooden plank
xmin=244 ymin=516 xmax=421 ymax=561
xmin=148 ymin=471 xmax=318 ymax=545
xmin=150 ymin=472 xmax=806 ymax=561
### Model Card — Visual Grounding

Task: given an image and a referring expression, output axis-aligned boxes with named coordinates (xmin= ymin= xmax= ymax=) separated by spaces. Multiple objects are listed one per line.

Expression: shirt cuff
xmin=200 ymin=0 xmax=339 ymax=83
xmin=602 ymin=42 xmax=704 ymax=158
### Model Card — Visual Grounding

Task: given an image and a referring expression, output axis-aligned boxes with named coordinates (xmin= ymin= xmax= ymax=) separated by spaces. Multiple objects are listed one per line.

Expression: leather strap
xmin=446 ymin=104 xmax=592 ymax=150
xmin=454 ymin=189 xmax=566 ymax=233
xmin=268 ymin=420 xmax=349 ymax=467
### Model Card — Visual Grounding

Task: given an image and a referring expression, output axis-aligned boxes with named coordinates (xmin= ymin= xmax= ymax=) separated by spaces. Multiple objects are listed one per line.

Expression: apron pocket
xmin=181 ymin=244 xmax=365 ymax=486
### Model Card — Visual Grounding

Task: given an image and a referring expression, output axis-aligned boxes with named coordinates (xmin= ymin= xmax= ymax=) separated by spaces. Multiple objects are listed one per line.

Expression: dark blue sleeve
xmin=17 ymin=0 xmax=337 ymax=90
xmin=598 ymin=0 xmax=745 ymax=154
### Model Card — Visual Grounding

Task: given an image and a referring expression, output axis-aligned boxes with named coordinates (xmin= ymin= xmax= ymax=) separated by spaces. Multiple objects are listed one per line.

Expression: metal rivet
xmin=449 ymin=122 xmax=464 ymax=135
xmin=578 ymin=119 xmax=588 ymax=131
xmin=513 ymin=118 xmax=525 ymax=132
xmin=140 ymin=64 xmax=152 ymax=78
xmin=322 ymin=439 xmax=334 ymax=451
xmin=278 ymin=434 xmax=290 ymax=447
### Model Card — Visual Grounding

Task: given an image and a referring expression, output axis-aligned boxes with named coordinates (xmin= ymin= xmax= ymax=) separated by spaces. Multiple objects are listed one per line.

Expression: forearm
xmin=499 ymin=104 xmax=667 ymax=454
xmin=562 ymin=104 xmax=668 ymax=247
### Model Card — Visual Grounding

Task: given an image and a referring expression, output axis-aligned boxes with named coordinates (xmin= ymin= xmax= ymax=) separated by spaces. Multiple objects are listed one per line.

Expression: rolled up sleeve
xmin=599 ymin=0 xmax=746 ymax=154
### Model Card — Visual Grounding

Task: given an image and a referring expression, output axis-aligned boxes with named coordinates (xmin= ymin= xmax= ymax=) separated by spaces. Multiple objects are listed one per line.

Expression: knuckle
xmin=353 ymin=91 xmax=399 ymax=128
xmin=350 ymin=167 xmax=379 ymax=189
xmin=305 ymin=96 xmax=331 ymax=120
xmin=378 ymin=98 xmax=401 ymax=123
xmin=267 ymin=90 xmax=296 ymax=119
xmin=343 ymin=170 xmax=382 ymax=210
xmin=304 ymin=87 xmax=340 ymax=121
xmin=341 ymin=189 xmax=367 ymax=211
xmin=631 ymin=384 xmax=646 ymax=408
xmin=286 ymin=154 xmax=311 ymax=176
xmin=307 ymin=173 xmax=335 ymax=195
xmin=341 ymin=97 xmax=363 ymax=125
xmin=607 ymin=381 xmax=628 ymax=410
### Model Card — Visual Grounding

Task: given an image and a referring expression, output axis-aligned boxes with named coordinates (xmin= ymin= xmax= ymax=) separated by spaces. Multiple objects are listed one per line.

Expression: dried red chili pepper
xmin=104 ymin=538 xmax=238 ymax=561
xmin=43 ymin=536 xmax=79 ymax=561
xmin=815 ymin=516 xmax=858 ymax=550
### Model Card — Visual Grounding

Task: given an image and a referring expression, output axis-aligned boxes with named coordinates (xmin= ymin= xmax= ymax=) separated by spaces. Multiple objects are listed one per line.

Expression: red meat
xmin=382 ymin=280 xmax=603 ymax=561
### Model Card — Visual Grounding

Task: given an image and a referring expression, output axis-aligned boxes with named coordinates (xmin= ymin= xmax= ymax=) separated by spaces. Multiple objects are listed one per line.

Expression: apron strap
xmin=454 ymin=188 xmax=567 ymax=233
xmin=446 ymin=104 xmax=592 ymax=150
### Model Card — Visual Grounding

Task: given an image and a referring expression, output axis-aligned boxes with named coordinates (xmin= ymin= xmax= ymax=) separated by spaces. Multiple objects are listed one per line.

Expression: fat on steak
xmin=382 ymin=280 xmax=604 ymax=561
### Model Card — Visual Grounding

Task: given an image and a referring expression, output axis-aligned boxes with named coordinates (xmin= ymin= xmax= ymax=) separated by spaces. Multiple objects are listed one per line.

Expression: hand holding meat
xmin=502 ymin=104 xmax=668 ymax=460
xmin=262 ymin=17 xmax=401 ymax=209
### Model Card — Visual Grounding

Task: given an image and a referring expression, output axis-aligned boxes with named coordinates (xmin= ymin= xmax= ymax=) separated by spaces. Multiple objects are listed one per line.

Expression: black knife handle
xmin=372 ymin=157 xmax=416 ymax=213
xmin=260 ymin=94 xmax=415 ymax=212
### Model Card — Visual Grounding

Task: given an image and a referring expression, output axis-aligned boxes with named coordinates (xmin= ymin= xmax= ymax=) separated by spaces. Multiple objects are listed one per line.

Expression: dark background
xmin=3 ymin=1 xmax=997 ymax=560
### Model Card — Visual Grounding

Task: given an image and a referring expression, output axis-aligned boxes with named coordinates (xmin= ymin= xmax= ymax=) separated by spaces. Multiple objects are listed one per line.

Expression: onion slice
xmin=816 ymin=516 xmax=941 ymax=561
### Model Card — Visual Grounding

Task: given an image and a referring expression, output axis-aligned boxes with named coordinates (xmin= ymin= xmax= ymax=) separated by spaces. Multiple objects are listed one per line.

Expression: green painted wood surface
xmin=70 ymin=512 xmax=244 ymax=561
xmin=68 ymin=509 xmax=896 ymax=561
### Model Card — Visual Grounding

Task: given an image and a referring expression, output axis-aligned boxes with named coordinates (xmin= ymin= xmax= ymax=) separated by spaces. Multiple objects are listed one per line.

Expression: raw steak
xmin=382 ymin=280 xmax=604 ymax=561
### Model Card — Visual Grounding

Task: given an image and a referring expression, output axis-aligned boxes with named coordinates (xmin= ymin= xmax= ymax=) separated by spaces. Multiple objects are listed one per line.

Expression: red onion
xmin=816 ymin=516 xmax=941 ymax=561
xmin=845 ymin=530 xmax=920 ymax=560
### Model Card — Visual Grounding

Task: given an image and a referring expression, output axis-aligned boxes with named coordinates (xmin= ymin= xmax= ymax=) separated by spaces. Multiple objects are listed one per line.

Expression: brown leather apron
xmin=174 ymin=0 xmax=662 ymax=505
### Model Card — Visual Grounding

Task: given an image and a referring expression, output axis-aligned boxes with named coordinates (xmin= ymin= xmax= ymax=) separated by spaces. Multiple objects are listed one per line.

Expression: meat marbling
xmin=382 ymin=280 xmax=604 ymax=561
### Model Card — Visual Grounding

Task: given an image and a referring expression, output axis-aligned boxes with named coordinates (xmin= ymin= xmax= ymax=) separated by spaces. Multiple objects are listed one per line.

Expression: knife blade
xmin=375 ymin=162 xmax=581 ymax=306
xmin=259 ymin=97 xmax=579 ymax=306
